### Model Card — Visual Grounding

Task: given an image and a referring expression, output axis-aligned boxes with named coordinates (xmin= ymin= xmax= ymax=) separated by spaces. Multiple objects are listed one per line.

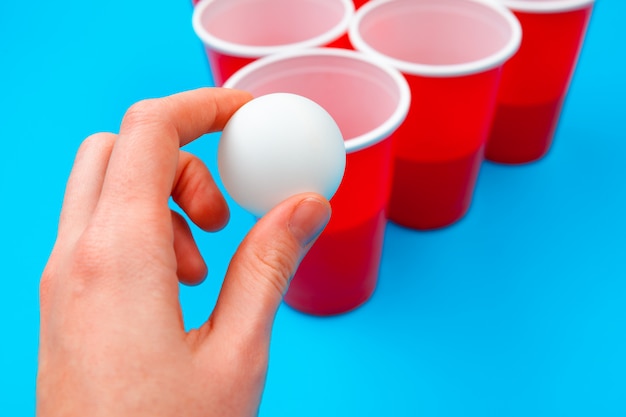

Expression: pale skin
xmin=37 ymin=88 xmax=332 ymax=416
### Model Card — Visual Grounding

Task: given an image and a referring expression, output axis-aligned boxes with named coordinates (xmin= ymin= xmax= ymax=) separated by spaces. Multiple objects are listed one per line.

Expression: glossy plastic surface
xmin=287 ymin=140 xmax=393 ymax=315
xmin=192 ymin=0 xmax=354 ymax=86
xmin=486 ymin=4 xmax=594 ymax=163
xmin=350 ymin=0 xmax=520 ymax=229
xmin=388 ymin=69 xmax=502 ymax=229
xmin=224 ymin=49 xmax=410 ymax=314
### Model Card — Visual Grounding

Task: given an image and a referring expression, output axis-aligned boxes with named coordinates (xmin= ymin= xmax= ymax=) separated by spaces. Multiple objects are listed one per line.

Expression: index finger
xmin=99 ymin=88 xmax=252 ymax=211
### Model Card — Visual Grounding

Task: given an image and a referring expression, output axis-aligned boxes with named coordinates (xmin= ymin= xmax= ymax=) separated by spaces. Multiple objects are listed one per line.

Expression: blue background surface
xmin=1 ymin=1 xmax=624 ymax=415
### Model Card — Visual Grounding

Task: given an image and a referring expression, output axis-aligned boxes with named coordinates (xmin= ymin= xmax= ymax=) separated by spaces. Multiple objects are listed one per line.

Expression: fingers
xmin=48 ymin=88 xmax=252 ymax=311
xmin=57 ymin=132 xmax=116 ymax=245
xmin=171 ymin=211 xmax=208 ymax=286
xmin=170 ymin=151 xmax=228 ymax=286
xmin=203 ymin=193 xmax=331 ymax=347
xmin=172 ymin=151 xmax=229 ymax=232
xmin=97 ymin=88 xmax=252 ymax=221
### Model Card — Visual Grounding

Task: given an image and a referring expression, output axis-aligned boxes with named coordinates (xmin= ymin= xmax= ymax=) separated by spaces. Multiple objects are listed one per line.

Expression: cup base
xmin=284 ymin=286 xmax=375 ymax=317
xmin=387 ymin=149 xmax=483 ymax=230
xmin=284 ymin=212 xmax=385 ymax=316
xmin=486 ymin=99 xmax=562 ymax=164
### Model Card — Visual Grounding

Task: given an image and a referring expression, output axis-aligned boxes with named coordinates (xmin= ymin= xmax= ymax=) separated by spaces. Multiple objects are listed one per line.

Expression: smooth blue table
xmin=1 ymin=1 xmax=624 ymax=415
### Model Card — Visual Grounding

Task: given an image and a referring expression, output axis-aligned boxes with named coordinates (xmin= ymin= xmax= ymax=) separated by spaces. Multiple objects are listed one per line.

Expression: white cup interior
xmin=498 ymin=0 xmax=595 ymax=13
xmin=349 ymin=0 xmax=522 ymax=76
xmin=223 ymin=49 xmax=410 ymax=152
xmin=193 ymin=0 xmax=354 ymax=57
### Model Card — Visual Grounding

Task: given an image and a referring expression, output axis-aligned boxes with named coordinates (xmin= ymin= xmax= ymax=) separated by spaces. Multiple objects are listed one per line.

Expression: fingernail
xmin=289 ymin=197 xmax=331 ymax=247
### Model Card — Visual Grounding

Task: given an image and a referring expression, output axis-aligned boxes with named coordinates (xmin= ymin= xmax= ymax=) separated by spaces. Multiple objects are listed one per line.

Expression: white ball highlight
xmin=218 ymin=93 xmax=346 ymax=217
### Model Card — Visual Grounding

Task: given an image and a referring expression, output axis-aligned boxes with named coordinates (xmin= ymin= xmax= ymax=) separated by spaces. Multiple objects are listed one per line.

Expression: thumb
xmin=208 ymin=193 xmax=331 ymax=342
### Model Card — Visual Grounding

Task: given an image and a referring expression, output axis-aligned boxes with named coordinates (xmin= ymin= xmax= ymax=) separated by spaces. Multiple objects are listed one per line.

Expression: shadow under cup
xmin=350 ymin=0 xmax=522 ymax=230
xmin=223 ymin=49 xmax=410 ymax=315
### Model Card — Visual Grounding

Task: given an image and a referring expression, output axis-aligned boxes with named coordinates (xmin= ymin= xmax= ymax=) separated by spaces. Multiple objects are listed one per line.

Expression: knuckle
xmin=38 ymin=237 xmax=104 ymax=307
xmin=77 ymin=132 xmax=116 ymax=158
xmin=174 ymin=152 xmax=201 ymax=193
xmin=124 ymin=98 xmax=159 ymax=119
xmin=39 ymin=262 xmax=57 ymax=308
xmin=121 ymin=99 xmax=171 ymax=133
xmin=248 ymin=244 xmax=299 ymax=297
xmin=66 ymin=231 xmax=115 ymax=285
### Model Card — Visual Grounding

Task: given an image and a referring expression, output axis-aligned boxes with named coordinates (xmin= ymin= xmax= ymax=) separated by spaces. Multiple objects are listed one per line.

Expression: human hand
xmin=37 ymin=88 xmax=332 ymax=417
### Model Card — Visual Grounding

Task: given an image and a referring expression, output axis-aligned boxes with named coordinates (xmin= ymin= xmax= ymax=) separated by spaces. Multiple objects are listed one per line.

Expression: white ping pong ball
xmin=217 ymin=93 xmax=347 ymax=217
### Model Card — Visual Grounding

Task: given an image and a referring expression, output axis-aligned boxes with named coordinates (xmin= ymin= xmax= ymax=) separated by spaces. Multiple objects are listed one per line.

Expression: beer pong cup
xmin=350 ymin=0 xmax=521 ymax=230
xmin=224 ymin=48 xmax=410 ymax=315
xmin=486 ymin=0 xmax=595 ymax=164
xmin=192 ymin=0 xmax=354 ymax=86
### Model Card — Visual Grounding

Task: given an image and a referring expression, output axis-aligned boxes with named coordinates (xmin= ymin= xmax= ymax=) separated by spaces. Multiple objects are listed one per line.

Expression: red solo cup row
xmin=192 ymin=0 xmax=354 ymax=86
xmin=192 ymin=0 xmax=370 ymax=9
xmin=349 ymin=0 xmax=522 ymax=230
xmin=191 ymin=0 xmax=594 ymax=316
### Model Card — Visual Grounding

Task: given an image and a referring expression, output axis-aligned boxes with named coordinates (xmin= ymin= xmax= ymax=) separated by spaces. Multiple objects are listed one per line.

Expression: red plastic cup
xmin=223 ymin=48 xmax=410 ymax=315
xmin=192 ymin=0 xmax=354 ymax=87
xmin=350 ymin=0 xmax=521 ymax=230
xmin=485 ymin=0 xmax=595 ymax=164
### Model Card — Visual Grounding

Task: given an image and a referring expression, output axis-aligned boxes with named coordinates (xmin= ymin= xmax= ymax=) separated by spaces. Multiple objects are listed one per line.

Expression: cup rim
xmin=222 ymin=48 xmax=411 ymax=153
xmin=348 ymin=0 xmax=523 ymax=77
xmin=498 ymin=0 xmax=595 ymax=13
xmin=192 ymin=0 xmax=355 ymax=58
